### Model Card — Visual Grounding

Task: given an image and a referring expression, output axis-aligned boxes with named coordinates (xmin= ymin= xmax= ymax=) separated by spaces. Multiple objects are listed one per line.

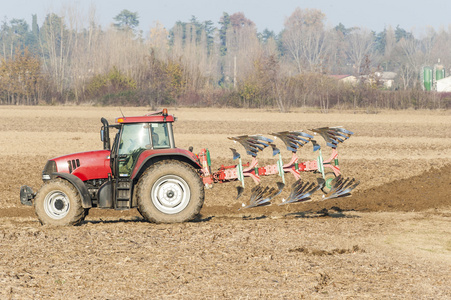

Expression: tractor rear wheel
xmin=321 ymin=172 xmax=337 ymax=194
xmin=137 ymin=160 xmax=204 ymax=223
xmin=34 ymin=178 xmax=86 ymax=226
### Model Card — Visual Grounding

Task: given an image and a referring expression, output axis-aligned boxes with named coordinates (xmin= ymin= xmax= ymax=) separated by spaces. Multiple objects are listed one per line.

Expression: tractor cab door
xmin=110 ymin=121 xmax=172 ymax=209
xmin=117 ymin=123 xmax=152 ymax=178
xmin=113 ymin=123 xmax=151 ymax=209
xmin=109 ymin=131 xmax=120 ymax=178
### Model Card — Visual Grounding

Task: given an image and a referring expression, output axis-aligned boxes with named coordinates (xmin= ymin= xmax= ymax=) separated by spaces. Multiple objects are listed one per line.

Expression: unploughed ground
xmin=0 ymin=106 xmax=450 ymax=299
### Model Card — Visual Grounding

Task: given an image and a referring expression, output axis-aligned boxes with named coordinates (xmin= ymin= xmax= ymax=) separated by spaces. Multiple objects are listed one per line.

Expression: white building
xmin=377 ymin=72 xmax=397 ymax=88
xmin=436 ymin=76 xmax=451 ymax=92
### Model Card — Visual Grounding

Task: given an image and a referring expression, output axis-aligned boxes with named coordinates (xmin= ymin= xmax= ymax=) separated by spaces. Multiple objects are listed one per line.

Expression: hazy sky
xmin=2 ymin=0 xmax=451 ymax=35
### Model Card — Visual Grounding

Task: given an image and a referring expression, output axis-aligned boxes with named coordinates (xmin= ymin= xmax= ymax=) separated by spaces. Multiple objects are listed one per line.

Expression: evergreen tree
xmin=334 ymin=22 xmax=352 ymax=37
xmin=26 ymin=14 xmax=40 ymax=54
xmin=168 ymin=16 xmax=215 ymax=53
xmin=374 ymin=29 xmax=386 ymax=55
xmin=203 ymin=20 xmax=215 ymax=54
xmin=260 ymin=28 xmax=276 ymax=43
xmin=0 ymin=18 xmax=31 ymax=59
xmin=113 ymin=9 xmax=139 ymax=33
xmin=218 ymin=12 xmax=230 ymax=56
xmin=395 ymin=25 xmax=413 ymax=41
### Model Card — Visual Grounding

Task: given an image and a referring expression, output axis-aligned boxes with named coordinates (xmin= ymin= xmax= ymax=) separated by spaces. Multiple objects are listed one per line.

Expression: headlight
xmin=42 ymin=160 xmax=57 ymax=180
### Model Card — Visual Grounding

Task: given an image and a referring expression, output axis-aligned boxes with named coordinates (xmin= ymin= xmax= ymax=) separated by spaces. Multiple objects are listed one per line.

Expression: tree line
xmin=0 ymin=6 xmax=450 ymax=110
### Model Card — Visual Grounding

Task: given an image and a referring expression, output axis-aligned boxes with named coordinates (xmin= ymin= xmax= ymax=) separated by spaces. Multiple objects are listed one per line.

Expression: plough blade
xmin=322 ymin=175 xmax=360 ymax=200
xmin=272 ymin=181 xmax=285 ymax=198
xmin=236 ymin=186 xmax=244 ymax=200
xmin=310 ymin=127 xmax=353 ymax=149
xmin=231 ymin=147 xmax=245 ymax=199
xmin=240 ymin=182 xmax=285 ymax=209
xmin=311 ymin=139 xmax=321 ymax=152
xmin=270 ymin=143 xmax=280 ymax=156
xmin=228 ymin=135 xmax=273 ymax=157
xmin=279 ymin=178 xmax=323 ymax=205
xmin=230 ymin=148 xmax=241 ymax=160
xmin=272 ymin=131 xmax=313 ymax=152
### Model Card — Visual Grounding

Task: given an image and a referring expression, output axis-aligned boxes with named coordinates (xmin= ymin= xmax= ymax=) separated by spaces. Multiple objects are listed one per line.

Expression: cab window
xmin=151 ymin=123 xmax=170 ymax=149
xmin=119 ymin=123 xmax=151 ymax=155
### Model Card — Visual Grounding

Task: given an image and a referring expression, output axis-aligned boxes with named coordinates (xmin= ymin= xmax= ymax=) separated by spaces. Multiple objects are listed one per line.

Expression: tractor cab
xmin=96 ymin=109 xmax=202 ymax=211
xmin=101 ymin=109 xmax=176 ymax=178
xmin=117 ymin=122 xmax=169 ymax=176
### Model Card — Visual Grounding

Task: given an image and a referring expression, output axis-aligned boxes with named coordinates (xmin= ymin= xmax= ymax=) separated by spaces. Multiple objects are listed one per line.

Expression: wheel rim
xmin=151 ymin=175 xmax=191 ymax=214
xmin=325 ymin=177 xmax=334 ymax=189
xmin=322 ymin=173 xmax=336 ymax=193
xmin=43 ymin=190 xmax=70 ymax=219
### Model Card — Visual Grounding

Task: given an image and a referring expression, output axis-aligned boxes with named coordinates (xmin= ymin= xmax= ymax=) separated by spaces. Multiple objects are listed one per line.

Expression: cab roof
xmin=115 ymin=109 xmax=175 ymax=124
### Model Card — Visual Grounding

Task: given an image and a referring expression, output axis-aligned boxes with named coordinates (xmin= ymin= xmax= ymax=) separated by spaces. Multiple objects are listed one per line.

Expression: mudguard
xmin=131 ymin=148 xmax=202 ymax=180
xmin=52 ymin=172 xmax=92 ymax=208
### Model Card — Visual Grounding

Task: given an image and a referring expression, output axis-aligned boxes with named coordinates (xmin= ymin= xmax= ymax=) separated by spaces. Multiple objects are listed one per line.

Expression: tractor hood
xmin=45 ymin=150 xmax=111 ymax=181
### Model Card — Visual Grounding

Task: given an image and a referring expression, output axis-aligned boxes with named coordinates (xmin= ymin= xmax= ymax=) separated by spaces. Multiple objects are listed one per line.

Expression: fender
xmin=131 ymin=148 xmax=201 ymax=180
xmin=52 ymin=172 xmax=92 ymax=208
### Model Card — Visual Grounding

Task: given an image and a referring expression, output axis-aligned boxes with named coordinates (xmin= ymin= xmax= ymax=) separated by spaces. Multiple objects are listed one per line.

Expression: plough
xmin=198 ymin=127 xmax=360 ymax=209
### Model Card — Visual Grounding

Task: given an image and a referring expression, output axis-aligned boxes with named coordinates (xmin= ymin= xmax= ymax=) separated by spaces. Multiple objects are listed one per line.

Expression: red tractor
xmin=20 ymin=109 xmax=205 ymax=225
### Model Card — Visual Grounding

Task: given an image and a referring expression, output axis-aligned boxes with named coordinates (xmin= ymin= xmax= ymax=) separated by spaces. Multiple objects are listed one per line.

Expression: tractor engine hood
xmin=43 ymin=150 xmax=111 ymax=181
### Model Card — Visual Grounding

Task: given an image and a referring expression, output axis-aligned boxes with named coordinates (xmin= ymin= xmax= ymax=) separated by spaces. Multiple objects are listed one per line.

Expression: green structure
xmin=423 ymin=67 xmax=433 ymax=91
xmin=435 ymin=65 xmax=445 ymax=81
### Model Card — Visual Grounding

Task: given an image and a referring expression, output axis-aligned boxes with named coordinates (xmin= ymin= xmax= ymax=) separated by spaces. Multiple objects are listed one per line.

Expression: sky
xmin=2 ymin=0 xmax=451 ymax=35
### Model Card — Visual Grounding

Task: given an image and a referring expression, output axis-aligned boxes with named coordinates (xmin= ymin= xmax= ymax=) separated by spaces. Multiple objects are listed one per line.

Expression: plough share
xmin=198 ymin=127 xmax=360 ymax=209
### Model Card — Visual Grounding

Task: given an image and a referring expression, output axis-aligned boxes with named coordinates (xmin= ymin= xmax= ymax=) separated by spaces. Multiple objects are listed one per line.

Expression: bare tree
xmin=345 ymin=28 xmax=374 ymax=75
xmin=223 ymin=13 xmax=261 ymax=87
xmin=282 ymin=8 xmax=329 ymax=73
xmin=384 ymin=25 xmax=396 ymax=58
xmin=148 ymin=21 xmax=169 ymax=61
xmin=168 ymin=21 xmax=219 ymax=92
xmin=39 ymin=13 xmax=68 ymax=96
xmin=430 ymin=27 xmax=451 ymax=68
xmin=397 ymin=35 xmax=425 ymax=89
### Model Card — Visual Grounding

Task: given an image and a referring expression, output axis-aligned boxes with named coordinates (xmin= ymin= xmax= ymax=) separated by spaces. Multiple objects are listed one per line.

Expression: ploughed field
xmin=0 ymin=106 xmax=450 ymax=299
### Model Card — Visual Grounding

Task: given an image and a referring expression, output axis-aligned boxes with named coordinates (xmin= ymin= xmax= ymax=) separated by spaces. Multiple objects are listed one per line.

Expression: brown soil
xmin=0 ymin=106 xmax=450 ymax=299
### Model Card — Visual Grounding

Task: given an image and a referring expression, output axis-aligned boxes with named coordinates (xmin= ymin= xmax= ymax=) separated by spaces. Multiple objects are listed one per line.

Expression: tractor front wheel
xmin=34 ymin=178 xmax=86 ymax=226
xmin=137 ymin=160 xmax=204 ymax=223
